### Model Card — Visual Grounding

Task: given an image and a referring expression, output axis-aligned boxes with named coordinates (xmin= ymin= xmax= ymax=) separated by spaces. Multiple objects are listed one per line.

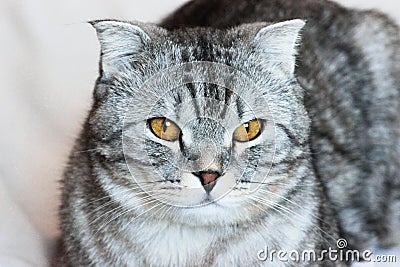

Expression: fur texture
xmin=58 ymin=0 xmax=400 ymax=266
xmin=163 ymin=0 xmax=400 ymax=251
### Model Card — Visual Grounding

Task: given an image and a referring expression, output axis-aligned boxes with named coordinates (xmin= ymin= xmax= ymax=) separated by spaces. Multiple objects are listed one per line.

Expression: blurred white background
xmin=0 ymin=0 xmax=399 ymax=266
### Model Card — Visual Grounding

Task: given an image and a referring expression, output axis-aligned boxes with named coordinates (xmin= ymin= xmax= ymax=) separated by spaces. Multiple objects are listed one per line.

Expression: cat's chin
xmin=170 ymin=198 xmax=256 ymax=226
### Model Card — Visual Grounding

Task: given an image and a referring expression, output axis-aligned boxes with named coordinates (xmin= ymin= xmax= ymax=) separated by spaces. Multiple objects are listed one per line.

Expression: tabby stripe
xmin=185 ymin=83 xmax=201 ymax=116
xmin=221 ymin=88 xmax=233 ymax=118
xmin=275 ymin=123 xmax=303 ymax=146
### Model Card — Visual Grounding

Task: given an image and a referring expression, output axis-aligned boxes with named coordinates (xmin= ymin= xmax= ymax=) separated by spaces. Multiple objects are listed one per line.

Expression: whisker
xmin=93 ymin=197 xmax=162 ymax=236
xmin=84 ymin=184 xmax=156 ymax=211
xmin=241 ymin=180 xmax=312 ymax=187
xmin=154 ymin=203 xmax=175 ymax=221
xmin=119 ymin=202 xmax=166 ymax=232
xmin=256 ymin=187 xmax=333 ymax=232
xmin=245 ymin=197 xmax=331 ymax=244
xmin=87 ymin=192 xmax=159 ymax=227
xmin=248 ymin=194 xmax=336 ymax=243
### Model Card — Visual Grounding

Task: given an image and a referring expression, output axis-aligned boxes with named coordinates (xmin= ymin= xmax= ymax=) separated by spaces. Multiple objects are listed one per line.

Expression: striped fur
xmin=58 ymin=0 xmax=399 ymax=266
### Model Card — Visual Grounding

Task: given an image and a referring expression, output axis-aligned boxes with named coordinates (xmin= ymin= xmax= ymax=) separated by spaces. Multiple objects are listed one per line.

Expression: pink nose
xmin=192 ymin=171 xmax=221 ymax=193
xmin=200 ymin=172 xmax=220 ymax=185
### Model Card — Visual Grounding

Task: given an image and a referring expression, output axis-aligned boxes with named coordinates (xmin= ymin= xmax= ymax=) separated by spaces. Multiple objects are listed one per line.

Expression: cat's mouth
xmin=200 ymin=195 xmax=220 ymax=205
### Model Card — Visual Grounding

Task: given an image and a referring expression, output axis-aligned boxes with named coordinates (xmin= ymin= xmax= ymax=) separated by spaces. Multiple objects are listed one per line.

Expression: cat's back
xmin=162 ymin=0 xmax=399 ymax=60
xmin=162 ymin=0 xmax=374 ymax=31
xmin=163 ymin=0 xmax=344 ymax=27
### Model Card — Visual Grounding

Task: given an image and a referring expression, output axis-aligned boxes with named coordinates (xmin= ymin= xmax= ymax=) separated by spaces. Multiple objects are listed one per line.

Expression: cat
xmin=57 ymin=0 xmax=400 ymax=266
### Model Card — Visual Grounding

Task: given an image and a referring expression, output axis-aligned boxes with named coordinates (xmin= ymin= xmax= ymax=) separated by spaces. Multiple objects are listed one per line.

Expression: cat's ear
xmin=90 ymin=20 xmax=151 ymax=77
xmin=253 ymin=19 xmax=306 ymax=79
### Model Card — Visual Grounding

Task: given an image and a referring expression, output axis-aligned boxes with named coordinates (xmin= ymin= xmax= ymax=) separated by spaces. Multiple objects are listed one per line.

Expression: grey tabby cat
xmin=57 ymin=0 xmax=400 ymax=266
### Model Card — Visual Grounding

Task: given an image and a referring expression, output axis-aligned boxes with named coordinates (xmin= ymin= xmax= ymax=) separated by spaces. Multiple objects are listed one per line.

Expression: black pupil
xmin=244 ymin=123 xmax=250 ymax=132
xmin=162 ymin=120 xmax=168 ymax=132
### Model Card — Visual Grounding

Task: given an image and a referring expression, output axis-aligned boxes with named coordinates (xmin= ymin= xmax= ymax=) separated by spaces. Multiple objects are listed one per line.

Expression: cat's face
xmin=89 ymin=19 xmax=310 ymax=226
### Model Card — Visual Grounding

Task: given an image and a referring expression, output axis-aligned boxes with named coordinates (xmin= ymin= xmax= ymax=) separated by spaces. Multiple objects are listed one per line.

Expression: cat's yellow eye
xmin=149 ymin=118 xmax=181 ymax=141
xmin=233 ymin=119 xmax=262 ymax=142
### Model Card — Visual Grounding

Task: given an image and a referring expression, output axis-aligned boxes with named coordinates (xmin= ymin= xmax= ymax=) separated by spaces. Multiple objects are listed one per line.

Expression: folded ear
xmin=90 ymin=20 xmax=151 ymax=77
xmin=253 ymin=19 xmax=306 ymax=79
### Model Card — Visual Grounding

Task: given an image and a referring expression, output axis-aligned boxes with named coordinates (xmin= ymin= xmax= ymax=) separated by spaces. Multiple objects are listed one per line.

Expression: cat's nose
xmin=192 ymin=171 xmax=221 ymax=193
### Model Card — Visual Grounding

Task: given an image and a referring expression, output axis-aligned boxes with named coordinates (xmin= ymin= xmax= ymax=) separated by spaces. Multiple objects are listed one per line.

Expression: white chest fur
xmin=130 ymin=220 xmax=216 ymax=266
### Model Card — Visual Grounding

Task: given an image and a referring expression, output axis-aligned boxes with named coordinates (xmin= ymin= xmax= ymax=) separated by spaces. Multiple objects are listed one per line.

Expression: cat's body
xmin=163 ymin=0 xmax=400 ymax=251
xmin=58 ymin=0 xmax=400 ymax=266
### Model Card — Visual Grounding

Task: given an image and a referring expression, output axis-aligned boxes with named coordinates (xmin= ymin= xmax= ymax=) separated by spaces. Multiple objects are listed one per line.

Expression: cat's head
xmin=88 ymin=19 xmax=310 ymax=226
